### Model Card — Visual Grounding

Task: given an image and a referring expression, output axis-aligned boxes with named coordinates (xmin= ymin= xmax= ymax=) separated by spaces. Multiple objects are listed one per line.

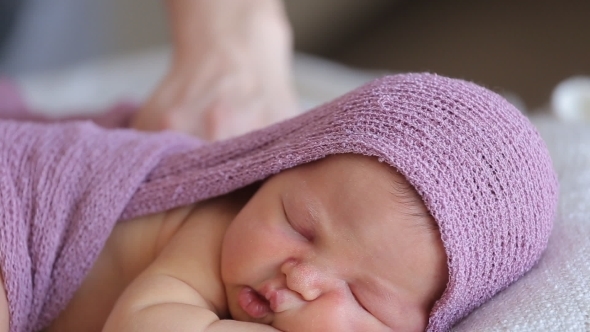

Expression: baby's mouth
xmin=238 ymin=286 xmax=272 ymax=319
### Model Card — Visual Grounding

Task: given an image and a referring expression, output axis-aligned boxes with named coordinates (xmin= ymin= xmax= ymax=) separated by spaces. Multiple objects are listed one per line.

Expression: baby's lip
xmin=260 ymin=284 xmax=282 ymax=312
xmin=259 ymin=284 xmax=303 ymax=313
xmin=238 ymin=286 xmax=272 ymax=319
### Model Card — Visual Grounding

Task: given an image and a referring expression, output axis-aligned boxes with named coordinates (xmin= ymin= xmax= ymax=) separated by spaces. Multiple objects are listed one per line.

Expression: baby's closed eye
xmin=282 ymin=197 xmax=315 ymax=242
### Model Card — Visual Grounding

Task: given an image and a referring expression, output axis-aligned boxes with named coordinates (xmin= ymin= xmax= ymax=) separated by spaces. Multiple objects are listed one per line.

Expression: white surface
xmin=14 ymin=48 xmax=377 ymax=115
xmin=14 ymin=49 xmax=590 ymax=331
xmin=14 ymin=48 xmax=171 ymax=115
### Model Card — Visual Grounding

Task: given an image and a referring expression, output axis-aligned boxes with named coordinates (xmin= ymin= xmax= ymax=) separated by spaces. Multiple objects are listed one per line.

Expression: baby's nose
xmin=280 ymin=259 xmax=324 ymax=301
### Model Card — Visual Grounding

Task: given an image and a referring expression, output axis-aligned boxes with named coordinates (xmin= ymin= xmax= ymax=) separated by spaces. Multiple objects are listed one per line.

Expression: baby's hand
xmin=102 ymin=194 xmax=283 ymax=332
xmin=102 ymin=257 xmax=283 ymax=332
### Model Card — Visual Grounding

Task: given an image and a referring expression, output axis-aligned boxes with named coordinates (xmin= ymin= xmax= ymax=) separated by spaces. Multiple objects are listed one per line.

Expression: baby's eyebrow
xmin=387 ymin=169 xmax=438 ymax=233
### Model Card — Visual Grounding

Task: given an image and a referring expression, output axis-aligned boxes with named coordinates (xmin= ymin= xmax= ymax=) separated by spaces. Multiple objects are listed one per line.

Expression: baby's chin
xmin=229 ymin=308 xmax=277 ymax=328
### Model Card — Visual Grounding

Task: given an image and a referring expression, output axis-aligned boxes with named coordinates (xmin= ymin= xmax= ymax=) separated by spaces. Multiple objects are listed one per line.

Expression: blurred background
xmin=1 ymin=0 xmax=589 ymax=110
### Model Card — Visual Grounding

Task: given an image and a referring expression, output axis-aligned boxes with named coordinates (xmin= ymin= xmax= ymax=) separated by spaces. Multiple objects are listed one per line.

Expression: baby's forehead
xmin=280 ymin=154 xmax=435 ymax=230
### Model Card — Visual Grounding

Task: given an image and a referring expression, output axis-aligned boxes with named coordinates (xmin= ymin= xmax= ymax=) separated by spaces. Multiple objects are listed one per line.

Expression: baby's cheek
xmin=276 ymin=291 xmax=364 ymax=332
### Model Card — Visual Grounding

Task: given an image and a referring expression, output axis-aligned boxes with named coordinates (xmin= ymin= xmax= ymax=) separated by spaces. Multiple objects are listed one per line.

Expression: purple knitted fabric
xmin=0 ymin=73 xmax=558 ymax=332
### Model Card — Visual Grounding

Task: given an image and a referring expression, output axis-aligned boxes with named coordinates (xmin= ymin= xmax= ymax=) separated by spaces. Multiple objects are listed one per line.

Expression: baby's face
xmin=221 ymin=154 xmax=448 ymax=331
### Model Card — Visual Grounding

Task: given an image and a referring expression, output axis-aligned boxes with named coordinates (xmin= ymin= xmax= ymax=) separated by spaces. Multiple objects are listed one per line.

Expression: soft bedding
xmin=2 ymin=49 xmax=590 ymax=331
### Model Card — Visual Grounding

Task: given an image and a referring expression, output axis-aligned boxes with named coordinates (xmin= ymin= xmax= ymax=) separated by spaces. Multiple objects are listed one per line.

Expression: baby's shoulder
xmin=124 ymin=197 xmax=241 ymax=316
xmin=108 ymin=207 xmax=190 ymax=276
xmin=112 ymin=194 xmax=242 ymax=284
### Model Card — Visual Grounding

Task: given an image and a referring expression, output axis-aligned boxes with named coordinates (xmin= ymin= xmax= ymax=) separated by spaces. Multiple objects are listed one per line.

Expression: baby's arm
xmin=102 ymin=272 xmax=278 ymax=332
xmin=102 ymin=201 xmax=280 ymax=332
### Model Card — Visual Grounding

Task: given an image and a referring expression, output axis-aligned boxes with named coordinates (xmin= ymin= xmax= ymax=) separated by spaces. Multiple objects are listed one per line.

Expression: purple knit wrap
xmin=0 ymin=73 xmax=558 ymax=332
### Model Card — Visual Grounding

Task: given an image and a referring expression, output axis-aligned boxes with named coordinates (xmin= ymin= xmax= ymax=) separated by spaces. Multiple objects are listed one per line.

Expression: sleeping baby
xmin=0 ymin=73 xmax=558 ymax=332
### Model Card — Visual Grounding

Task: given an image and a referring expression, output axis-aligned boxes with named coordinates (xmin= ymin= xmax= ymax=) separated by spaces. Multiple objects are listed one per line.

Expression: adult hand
xmin=132 ymin=0 xmax=299 ymax=140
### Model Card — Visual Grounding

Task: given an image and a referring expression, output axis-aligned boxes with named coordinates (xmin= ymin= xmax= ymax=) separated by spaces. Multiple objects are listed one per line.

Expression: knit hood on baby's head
xmin=126 ymin=73 xmax=558 ymax=331
xmin=332 ymin=74 xmax=559 ymax=331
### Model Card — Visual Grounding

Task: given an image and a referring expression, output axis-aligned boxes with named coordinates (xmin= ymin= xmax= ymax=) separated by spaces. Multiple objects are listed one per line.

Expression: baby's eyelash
xmin=282 ymin=199 xmax=314 ymax=241
xmin=281 ymin=198 xmax=300 ymax=233
xmin=287 ymin=214 xmax=314 ymax=241
xmin=350 ymin=287 xmax=369 ymax=313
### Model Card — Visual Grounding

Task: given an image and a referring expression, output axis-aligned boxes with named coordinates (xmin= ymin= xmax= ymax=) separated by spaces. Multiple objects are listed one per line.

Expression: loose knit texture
xmin=0 ymin=73 xmax=558 ymax=332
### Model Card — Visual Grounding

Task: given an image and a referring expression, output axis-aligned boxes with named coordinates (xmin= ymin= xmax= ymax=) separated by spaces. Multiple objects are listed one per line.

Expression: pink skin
xmin=221 ymin=154 xmax=448 ymax=331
